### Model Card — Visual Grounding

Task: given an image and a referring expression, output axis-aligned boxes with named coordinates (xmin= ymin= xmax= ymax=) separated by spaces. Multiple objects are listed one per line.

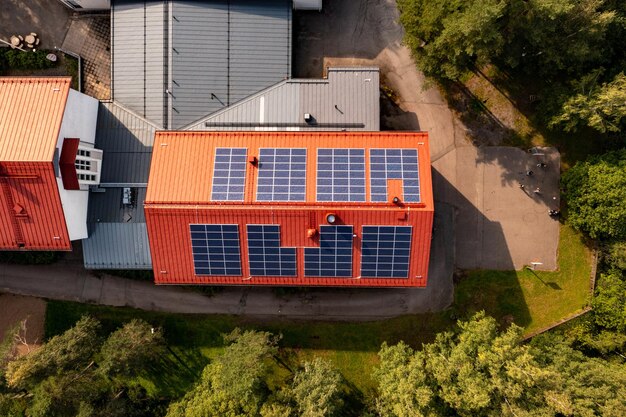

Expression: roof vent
xmin=304 ymin=113 xmax=312 ymax=122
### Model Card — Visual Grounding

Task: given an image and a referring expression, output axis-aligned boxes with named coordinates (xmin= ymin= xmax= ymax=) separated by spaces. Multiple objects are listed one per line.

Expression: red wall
xmin=0 ymin=162 xmax=70 ymax=250
xmin=146 ymin=206 xmax=433 ymax=287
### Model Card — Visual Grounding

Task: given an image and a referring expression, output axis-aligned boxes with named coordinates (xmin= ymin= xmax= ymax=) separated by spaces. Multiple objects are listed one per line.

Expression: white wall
xmin=55 ymin=89 xmax=99 ymax=241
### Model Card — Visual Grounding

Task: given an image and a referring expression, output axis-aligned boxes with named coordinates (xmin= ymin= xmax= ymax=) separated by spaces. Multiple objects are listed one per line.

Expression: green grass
xmin=455 ymin=224 xmax=593 ymax=334
xmin=44 ymin=225 xmax=592 ymax=402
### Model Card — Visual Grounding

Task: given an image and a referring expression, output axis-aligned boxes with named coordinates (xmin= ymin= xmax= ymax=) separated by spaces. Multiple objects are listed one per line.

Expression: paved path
xmin=295 ymin=0 xmax=559 ymax=271
xmin=0 ymin=204 xmax=454 ymax=320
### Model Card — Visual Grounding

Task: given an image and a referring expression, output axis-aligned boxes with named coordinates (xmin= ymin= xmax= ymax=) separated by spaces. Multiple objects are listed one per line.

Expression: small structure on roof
xmin=145 ymin=131 xmax=433 ymax=287
xmin=0 ymin=77 xmax=102 ymax=250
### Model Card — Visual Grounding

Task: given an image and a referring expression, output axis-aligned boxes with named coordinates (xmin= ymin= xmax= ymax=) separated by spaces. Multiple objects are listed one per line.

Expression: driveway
xmin=295 ymin=0 xmax=559 ymax=271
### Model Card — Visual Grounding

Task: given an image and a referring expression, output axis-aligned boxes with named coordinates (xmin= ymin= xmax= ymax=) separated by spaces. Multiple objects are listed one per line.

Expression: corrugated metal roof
xmin=184 ymin=68 xmax=380 ymax=131
xmin=95 ymin=102 xmax=157 ymax=183
xmin=0 ymin=162 xmax=71 ymax=250
xmin=83 ymin=101 xmax=156 ymax=269
xmin=112 ymin=0 xmax=292 ymax=129
xmin=146 ymin=131 xmax=432 ymax=208
xmin=0 ymin=78 xmax=71 ymax=162
xmin=83 ymin=222 xmax=152 ymax=269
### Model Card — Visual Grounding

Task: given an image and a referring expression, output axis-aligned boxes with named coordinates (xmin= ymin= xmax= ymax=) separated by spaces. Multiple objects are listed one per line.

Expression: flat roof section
xmin=184 ymin=68 xmax=380 ymax=131
xmin=82 ymin=102 xmax=157 ymax=269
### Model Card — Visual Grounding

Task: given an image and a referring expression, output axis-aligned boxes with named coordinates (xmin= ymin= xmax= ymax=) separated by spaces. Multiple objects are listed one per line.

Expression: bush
xmin=561 ymin=149 xmax=626 ymax=239
xmin=607 ymin=241 xmax=626 ymax=271
xmin=0 ymin=49 xmax=57 ymax=71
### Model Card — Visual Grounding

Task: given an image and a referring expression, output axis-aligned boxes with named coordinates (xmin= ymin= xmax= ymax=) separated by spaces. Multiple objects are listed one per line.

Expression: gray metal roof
xmin=184 ymin=68 xmax=380 ymax=131
xmin=82 ymin=102 xmax=156 ymax=270
xmin=83 ymin=223 xmax=152 ymax=270
xmin=112 ymin=0 xmax=292 ymax=129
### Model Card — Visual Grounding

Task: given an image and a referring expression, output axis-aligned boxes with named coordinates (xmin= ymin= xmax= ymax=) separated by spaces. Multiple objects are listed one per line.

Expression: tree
xmin=5 ymin=316 xmax=101 ymax=389
xmin=375 ymin=313 xmax=554 ymax=416
xmin=530 ymin=334 xmax=626 ymax=416
xmin=551 ymin=72 xmax=626 ymax=133
xmin=290 ymin=358 xmax=343 ymax=417
xmin=504 ymin=0 xmax=616 ymax=77
xmin=398 ymin=0 xmax=506 ymax=79
xmin=166 ymin=329 xmax=279 ymax=417
xmin=98 ymin=319 xmax=164 ymax=377
xmin=592 ymin=271 xmax=626 ymax=331
xmin=2 ymin=316 xmax=166 ymax=417
xmin=561 ymin=149 xmax=626 ymax=239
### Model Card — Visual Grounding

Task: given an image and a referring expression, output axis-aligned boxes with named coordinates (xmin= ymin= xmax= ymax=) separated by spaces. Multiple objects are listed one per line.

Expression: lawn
xmin=455 ymin=224 xmax=593 ymax=334
xmin=44 ymin=225 xmax=592 ymax=402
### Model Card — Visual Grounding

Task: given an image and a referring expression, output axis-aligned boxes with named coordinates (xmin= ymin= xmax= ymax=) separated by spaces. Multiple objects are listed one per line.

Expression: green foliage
xmin=290 ymin=358 xmax=343 ymax=417
xmin=398 ymin=0 xmax=506 ymax=79
xmin=1 ymin=316 xmax=167 ymax=417
xmin=592 ymin=271 xmax=626 ymax=331
xmin=375 ymin=312 xmax=553 ymax=416
xmin=98 ymin=319 xmax=165 ymax=377
xmin=0 ymin=49 xmax=58 ymax=72
xmin=506 ymin=0 xmax=616 ymax=76
xmin=376 ymin=313 xmax=626 ymax=416
xmin=6 ymin=316 xmax=101 ymax=389
xmin=551 ymin=72 xmax=626 ymax=133
xmin=530 ymin=334 xmax=626 ymax=416
xmin=561 ymin=149 xmax=626 ymax=239
xmin=166 ymin=329 xmax=279 ymax=417
xmin=607 ymin=241 xmax=626 ymax=271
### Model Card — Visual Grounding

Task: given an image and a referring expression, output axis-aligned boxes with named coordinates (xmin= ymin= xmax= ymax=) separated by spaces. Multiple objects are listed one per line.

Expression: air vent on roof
xmin=122 ymin=187 xmax=136 ymax=207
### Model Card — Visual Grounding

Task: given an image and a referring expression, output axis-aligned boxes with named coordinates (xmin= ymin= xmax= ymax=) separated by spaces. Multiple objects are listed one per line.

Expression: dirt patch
xmin=0 ymin=294 xmax=46 ymax=350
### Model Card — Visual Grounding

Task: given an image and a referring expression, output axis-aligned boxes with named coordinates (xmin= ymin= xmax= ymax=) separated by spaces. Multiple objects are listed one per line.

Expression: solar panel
xmin=304 ymin=225 xmax=353 ymax=277
xmin=247 ymin=225 xmax=297 ymax=276
xmin=316 ymin=148 xmax=366 ymax=202
xmin=256 ymin=148 xmax=306 ymax=202
xmin=360 ymin=226 xmax=412 ymax=278
xmin=190 ymin=224 xmax=242 ymax=276
xmin=211 ymin=148 xmax=247 ymax=201
xmin=370 ymin=149 xmax=420 ymax=203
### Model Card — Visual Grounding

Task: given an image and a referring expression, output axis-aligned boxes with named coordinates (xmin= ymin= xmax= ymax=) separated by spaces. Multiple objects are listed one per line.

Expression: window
xmin=78 ymin=174 xmax=96 ymax=182
xmin=77 ymin=149 xmax=91 ymax=158
xmin=75 ymin=160 xmax=91 ymax=170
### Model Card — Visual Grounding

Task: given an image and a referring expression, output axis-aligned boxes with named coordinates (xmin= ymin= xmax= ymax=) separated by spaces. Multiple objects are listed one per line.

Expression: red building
xmin=145 ymin=132 xmax=433 ymax=287
xmin=0 ymin=77 xmax=101 ymax=250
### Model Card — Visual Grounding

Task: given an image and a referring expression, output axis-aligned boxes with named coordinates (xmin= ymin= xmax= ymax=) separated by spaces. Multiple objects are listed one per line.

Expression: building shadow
xmin=292 ymin=0 xmax=397 ymax=78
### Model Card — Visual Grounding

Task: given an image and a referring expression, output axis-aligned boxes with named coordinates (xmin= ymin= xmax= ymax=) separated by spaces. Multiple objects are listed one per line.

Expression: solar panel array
xmin=316 ymin=149 xmax=366 ymax=202
xmin=211 ymin=148 xmax=248 ymax=201
xmin=370 ymin=149 xmax=420 ymax=203
xmin=256 ymin=148 xmax=306 ymax=202
xmin=304 ymin=225 xmax=353 ymax=277
xmin=361 ymin=226 xmax=412 ymax=278
xmin=190 ymin=224 xmax=242 ymax=276
xmin=247 ymin=225 xmax=297 ymax=276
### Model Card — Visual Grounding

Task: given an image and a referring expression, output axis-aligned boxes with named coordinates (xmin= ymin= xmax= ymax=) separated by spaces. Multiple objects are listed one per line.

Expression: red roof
xmin=0 ymin=78 xmax=72 ymax=250
xmin=146 ymin=131 xmax=433 ymax=287
xmin=0 ymin=78 xmax=71 ymax=162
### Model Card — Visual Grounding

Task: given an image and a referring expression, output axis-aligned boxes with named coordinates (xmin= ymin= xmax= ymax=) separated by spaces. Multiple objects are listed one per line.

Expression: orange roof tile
xmin=0 ymin=77 xmax=71 ymax=162
xmin=146 ymin=131 xmax=433 ymax=209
